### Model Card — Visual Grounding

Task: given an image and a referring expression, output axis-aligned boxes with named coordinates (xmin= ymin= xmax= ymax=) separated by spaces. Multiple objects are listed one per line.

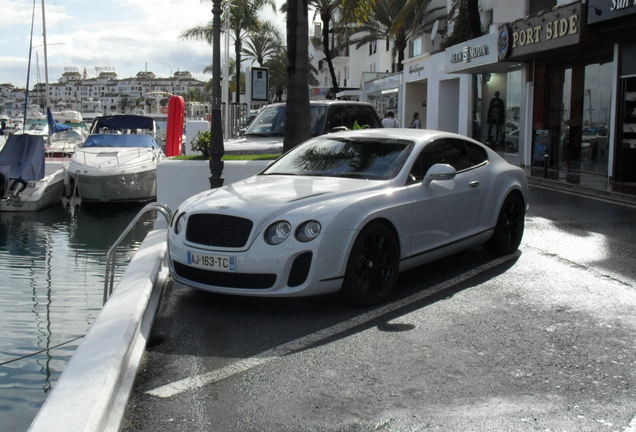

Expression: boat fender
xmin=9 ymin=178 xmax=27 ymax=199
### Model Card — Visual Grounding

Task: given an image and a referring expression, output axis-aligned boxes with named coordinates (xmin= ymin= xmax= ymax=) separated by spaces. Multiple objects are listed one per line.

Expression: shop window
xmin=616 ymin=77 xmax=636 ymax=181
xmin=534 ymin=57 xmax=613 ymax=175
xmin=472 ymin=70 xmax=522 ymax=155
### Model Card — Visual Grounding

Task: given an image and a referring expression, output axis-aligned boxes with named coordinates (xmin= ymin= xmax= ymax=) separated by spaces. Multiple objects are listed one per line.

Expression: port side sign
xmin=505 ymin=2 xmax=582 ymax=60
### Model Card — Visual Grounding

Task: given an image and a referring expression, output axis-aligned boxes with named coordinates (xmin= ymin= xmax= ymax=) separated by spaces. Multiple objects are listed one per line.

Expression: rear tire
xmin=484 ymin=192 xmax=525 ymax=255
xmin=342 ymin=222 xmax=399 ymax=306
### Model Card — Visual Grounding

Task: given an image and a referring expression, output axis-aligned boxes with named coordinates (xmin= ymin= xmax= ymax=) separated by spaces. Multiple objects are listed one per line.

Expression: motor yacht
xmin=64 ymin=115 xmax=165 ymax=203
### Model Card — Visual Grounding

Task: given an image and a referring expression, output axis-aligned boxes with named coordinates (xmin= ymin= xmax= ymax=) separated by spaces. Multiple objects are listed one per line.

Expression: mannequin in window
xmin=487 ymin=91 xmax=505 ymax=145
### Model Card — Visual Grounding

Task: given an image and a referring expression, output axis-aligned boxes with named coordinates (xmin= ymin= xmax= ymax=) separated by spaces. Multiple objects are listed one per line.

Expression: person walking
xmin=381 ymin=111 xmax=399 ymax=128
xmin=409 ymin=112 xmax=421 ymax=129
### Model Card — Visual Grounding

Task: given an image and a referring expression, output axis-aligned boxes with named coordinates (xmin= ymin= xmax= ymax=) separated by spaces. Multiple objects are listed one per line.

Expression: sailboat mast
xmin=41 ymin=0 xmax=50 ymax=109
xmin=23 ymin=0 xmax=37 ymax=132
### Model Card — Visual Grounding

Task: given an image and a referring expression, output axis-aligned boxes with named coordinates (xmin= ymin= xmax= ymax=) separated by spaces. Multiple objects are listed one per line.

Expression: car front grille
xmin=173 ymin=261 xmax=276 ymax=289
xmin=186 ymin=214 xmax=253 ymax=247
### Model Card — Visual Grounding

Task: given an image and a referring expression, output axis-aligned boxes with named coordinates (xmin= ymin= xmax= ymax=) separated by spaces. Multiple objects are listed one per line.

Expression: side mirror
xmin=424 ymin=163 xmax=456 ymax=186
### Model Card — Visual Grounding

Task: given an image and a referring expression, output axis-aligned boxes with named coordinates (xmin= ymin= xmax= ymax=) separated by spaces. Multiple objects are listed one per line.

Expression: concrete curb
xmin=528 ymin=175 xmax=636 ymax=207
xmin=28 ymin=229 xmax=169 ymax=432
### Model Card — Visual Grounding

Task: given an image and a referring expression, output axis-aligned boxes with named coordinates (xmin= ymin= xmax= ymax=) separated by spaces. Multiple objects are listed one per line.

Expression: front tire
xmin=342 ymin=222 xmax=399 ymax=306
xmin=485 ymin=192 xmax=525 ymax=255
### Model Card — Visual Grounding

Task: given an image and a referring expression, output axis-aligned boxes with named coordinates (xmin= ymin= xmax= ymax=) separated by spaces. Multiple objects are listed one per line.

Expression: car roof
xmin=318 ymin=128 xmax=470 ymax=144
xmin=260 ymin=100 xmax=377 ymax=108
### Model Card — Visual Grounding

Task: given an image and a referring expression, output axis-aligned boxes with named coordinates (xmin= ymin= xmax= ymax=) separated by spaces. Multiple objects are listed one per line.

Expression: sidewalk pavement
xmin=526 ymin=167 xmax=636 ymax=207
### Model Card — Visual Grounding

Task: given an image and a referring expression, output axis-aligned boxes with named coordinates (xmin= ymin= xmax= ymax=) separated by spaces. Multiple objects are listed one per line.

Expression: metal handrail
xmin=103 ymin=202 xmax=172 ymax=304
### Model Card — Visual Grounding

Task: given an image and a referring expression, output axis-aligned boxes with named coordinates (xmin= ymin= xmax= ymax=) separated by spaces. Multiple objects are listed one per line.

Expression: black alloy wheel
xmin=342 ymin=222 xmax=400 ymax=306
xmin=484 ymin=192 xmax=525 ymax=255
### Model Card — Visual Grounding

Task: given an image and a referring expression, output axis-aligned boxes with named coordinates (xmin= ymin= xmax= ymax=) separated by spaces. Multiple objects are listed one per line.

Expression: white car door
xmin=403 ymin=138 xmax=486 ymax=259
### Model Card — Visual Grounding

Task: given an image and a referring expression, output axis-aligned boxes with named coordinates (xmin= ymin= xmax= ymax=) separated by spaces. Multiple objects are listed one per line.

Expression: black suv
xmin=224 ymin=101 xmax=383 ymax=154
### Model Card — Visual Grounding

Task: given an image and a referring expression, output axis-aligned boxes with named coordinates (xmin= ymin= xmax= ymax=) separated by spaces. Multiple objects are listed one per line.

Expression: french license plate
xmin=187 ymin=251 xmax=236 ymax=272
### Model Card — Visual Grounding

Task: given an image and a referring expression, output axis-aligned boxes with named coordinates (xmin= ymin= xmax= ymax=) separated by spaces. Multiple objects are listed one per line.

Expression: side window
xmin=464 ymin=140 xmax=488 ymax=166
xmin=407 ymin=139 xmax=472 ymax=183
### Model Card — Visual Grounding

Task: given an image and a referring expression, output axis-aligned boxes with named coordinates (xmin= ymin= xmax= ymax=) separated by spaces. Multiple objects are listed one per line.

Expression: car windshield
xmin=262 ymin=137 xmax=413 ymax=180
xmin=245 ymin=106 xmax=327 ymax=137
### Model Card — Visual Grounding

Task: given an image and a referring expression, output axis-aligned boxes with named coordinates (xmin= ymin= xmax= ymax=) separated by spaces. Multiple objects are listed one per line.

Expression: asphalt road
xmin=122 ymin=186 xmax=636 ymax=432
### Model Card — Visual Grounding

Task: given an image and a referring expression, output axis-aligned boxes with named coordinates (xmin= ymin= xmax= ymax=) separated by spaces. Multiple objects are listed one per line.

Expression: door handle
xmin=469 ymin=180 xmax=480 ymax=188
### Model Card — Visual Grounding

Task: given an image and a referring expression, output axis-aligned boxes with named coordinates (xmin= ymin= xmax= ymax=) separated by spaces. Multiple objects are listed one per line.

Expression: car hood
xmin=223 ymin=135 xmax=283 ymax=155
xmin=182 ymin=174 xmax=385 ymax=225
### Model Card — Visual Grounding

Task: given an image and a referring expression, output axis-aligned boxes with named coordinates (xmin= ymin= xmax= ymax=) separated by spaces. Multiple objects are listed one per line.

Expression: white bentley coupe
xmin=168 ymin=129 xmax=527 ymax=305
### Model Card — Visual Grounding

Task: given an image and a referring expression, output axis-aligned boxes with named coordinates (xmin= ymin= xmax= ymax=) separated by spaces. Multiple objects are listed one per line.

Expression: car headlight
xmin=295 ymin=220 xmax=321 ymax=242
xmin=264 ymin=220 xmax=291 ymax=245
xmin=174 ymin=212 xmax=187 ymax=235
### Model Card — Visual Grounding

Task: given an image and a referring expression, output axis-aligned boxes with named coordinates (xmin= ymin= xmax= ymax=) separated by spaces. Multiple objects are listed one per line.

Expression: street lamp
xmin=209 ymin=0 xmax=224 ymax=188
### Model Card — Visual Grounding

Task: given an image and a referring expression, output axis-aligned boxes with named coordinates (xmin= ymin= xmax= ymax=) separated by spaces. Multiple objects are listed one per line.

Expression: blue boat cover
xmin=91 ymin=115 xmax=154 ymax=132
xmin=0 ymin=134 xmax=46 ymax=181
xmin=47 ymin=108 xmax=73 ymax=133
xmin=82 ymin=134 xmax=158 ymax=148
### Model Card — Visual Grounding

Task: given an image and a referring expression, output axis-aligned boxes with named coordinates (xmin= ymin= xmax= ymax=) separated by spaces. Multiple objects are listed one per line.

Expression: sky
xmin=0 ymin=0 xmax=286 ymax=88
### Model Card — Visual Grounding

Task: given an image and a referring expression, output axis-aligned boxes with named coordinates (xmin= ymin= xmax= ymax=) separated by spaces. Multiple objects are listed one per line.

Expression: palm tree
xmin=264 ymin=47 xmax=320 ymax=102
xmin=284 ymin=0 xmax=311 ymax=152
xmin=308 ymin=0 xmax=341 ymax=95
xmin=204 ymin=58 xmax=244 ymax=100
xmin=241 ymin=21 xmax=283 ymax=66
xmin=181 ymin=0 xmax=275 ymax=103
xmin=444 ymin=0 xmax=482 ymax=47
xmin=348 ymin=0 xmax=444 ymax=72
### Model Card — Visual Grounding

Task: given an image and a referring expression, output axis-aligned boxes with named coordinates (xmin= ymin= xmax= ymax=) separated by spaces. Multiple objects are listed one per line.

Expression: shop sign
xmin=445 ymin=32 xmax=499 ymax=73
xmin=587 ymin=0 xmax=636 ymax=25
xmin=507 ymin=2 xmax=582 ymax=60
xmin=408 ymin=64 xmax=425 ymax=74
xmin=450 ymin=45 xmax=488 ymax=63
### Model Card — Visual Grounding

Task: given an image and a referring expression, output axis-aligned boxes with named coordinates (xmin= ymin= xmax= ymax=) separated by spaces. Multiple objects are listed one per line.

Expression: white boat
xmin=64 ymin=115 xmax=165 ymax=203
xmin=45 ymin=128 xmax=87 ymax=157
xmin=0 ymin=134 xmax=64 ymax=212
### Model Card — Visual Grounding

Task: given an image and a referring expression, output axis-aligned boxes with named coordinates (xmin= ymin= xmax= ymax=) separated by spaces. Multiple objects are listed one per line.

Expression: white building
xmin=30 ymin=69 xmax=206 ymax=118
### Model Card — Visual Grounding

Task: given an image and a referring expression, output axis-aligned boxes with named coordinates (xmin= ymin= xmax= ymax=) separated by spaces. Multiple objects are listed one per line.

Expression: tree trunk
xmin=467 ymin=0 xmax=482 ymax=38
xmin=284 ymin=0 xmax=311 ymax=152
xmin=396 ymin=36 xmax=406 ymax=72
xmin=321 ymin=13 xmax=339 ymax=96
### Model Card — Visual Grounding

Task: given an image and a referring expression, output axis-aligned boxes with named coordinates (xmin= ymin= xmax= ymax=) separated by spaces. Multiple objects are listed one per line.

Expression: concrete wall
xmin=156 ymin=159 xmax=272 ymax=215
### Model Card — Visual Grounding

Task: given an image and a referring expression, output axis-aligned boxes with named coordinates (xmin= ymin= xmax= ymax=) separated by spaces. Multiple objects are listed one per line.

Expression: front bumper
xmin=168 ymin=230 xmax=355 ymax=297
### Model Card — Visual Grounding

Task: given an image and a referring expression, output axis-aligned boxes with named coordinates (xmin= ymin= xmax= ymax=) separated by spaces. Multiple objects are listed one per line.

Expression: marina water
xmin=0 ymin=203 xmax=155 ymax=432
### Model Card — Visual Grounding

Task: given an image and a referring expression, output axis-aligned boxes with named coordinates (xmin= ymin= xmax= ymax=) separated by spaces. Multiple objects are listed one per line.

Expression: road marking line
xmin=529 ymin=184 xmax=636 ymax=209
xmin=145 ymin=253 xmax=519 ymax=399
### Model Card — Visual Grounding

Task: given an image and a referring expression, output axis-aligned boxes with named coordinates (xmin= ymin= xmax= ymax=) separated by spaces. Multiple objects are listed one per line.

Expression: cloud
xmin=1 ymin=0 xmax=288 ymax=87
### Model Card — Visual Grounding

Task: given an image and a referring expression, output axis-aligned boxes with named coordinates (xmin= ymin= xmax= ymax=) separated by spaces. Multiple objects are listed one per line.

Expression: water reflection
xmin=0 ymin=203 xmax=153 ymax=432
